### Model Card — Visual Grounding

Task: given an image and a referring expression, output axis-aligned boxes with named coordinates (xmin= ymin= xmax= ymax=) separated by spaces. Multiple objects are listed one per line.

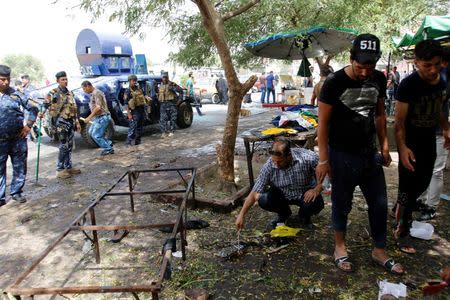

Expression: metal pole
xmin=35 ymin=105 xmax=43 ymax=183
xmin=89 ymin=208 xmax=100 ymax=264
xmin=180 ymin=214 xmax=186 ymax=260
xmin=128 ymin=171 xmax=135 ymax=213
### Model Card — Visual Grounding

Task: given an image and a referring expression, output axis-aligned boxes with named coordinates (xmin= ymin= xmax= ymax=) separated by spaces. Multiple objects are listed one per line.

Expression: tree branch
xmin=222 ymin=0 xmax=261 ymax=22
xmin=214 ymin=0 xmax=225 ymax=8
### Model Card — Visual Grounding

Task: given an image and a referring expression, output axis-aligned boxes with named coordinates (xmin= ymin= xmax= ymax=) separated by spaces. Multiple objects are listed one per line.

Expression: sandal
xmin=394 ymin=231 xmax=416 ymax=254
xmin=397 ymin=237 xmax=416 ymax=254
xmin=334 ymin=255 xmax=354 ymax=273
xmin=372 ymin=257 xmax=405 ymax=275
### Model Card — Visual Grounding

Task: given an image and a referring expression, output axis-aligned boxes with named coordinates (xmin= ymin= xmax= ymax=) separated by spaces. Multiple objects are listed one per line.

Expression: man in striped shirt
xmin=235 ymin=140 xmax=324 ymax=230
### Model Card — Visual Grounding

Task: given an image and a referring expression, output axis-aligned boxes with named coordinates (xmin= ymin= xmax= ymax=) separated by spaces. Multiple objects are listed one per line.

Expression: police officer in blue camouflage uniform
xmin=20 ymin=75 xmax=36 ymax=96
xmin=42 ymin=71 xmax=81 ymax=179
xmin=125 ymin=74 xmax=151 ymax=146
xmin=0 ymin=65 xmax=38 ymax=206
xmin=20 ymin=74 xmax=39 ymax=141
xmin=159 ymin=72 xmax=182 ymax=138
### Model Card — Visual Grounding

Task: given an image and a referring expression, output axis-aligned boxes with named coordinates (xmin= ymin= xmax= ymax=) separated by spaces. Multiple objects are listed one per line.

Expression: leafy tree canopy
xmin=75 ymin=0 xmax=447 ymax=67
xmin=0 ymin=54 xmax=45 ymax=83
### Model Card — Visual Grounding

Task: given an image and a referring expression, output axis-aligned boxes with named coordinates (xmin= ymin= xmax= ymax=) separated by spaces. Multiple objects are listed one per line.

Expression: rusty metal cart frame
xmin=3 ymin=167 xmax=197 ymax=300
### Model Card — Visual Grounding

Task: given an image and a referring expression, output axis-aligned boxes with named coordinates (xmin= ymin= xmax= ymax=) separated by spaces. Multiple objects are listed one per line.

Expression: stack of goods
xmin=271 ymin=104 xmax=318 ymax=132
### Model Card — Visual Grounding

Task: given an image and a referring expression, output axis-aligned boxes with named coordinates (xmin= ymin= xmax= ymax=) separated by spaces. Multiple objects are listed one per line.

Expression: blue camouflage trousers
xmin=127 ymin=106 xmax=145 ymax=145
xmin=159 ymin=101 xmax=177 ymax=134
xmin=0 ymin=138 xmax=28 ymax=201
xmin=56 ymin=118 xmax=75 ymax=171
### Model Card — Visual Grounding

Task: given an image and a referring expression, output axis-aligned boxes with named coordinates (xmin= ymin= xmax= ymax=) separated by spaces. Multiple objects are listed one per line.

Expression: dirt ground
xmin=0 ymin=107 xmax=449 ymax=299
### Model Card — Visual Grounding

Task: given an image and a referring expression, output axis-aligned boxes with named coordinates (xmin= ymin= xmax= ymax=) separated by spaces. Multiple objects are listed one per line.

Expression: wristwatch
xmin=26 ymin=123 xmax=33 ymax=129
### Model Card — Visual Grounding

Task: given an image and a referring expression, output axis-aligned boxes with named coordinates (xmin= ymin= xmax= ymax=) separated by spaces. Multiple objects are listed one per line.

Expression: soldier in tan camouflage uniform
xmin=42 ymin=71 xmax=81 ymax=179
xmin=158 ymin=72 xmax=182 ymax=138
xmin=125 ymin=75 xmax=150 ymax=146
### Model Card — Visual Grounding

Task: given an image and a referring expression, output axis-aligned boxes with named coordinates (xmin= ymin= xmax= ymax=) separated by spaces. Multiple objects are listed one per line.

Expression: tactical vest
xmin=128 ymin=87 xmax=147 ymax=110
xmin=158 ymin=83 xmax=177 ymax=102
xmin=48 ymin=88 xmax=77 ymax=119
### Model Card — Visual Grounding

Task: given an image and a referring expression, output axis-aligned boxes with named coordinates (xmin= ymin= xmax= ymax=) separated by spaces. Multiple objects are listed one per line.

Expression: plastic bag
xmin=270 ymin=225 xmax=301 ymax=237
xmin=410 ymin=221 xmax=434 ymax=240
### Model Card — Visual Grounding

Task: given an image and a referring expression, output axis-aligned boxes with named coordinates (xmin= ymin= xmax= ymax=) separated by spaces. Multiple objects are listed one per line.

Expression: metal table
xmin=261 ymin=103 xmax=302 ymax=111
xmin=241 ymin=127 xmax=316 ymax=187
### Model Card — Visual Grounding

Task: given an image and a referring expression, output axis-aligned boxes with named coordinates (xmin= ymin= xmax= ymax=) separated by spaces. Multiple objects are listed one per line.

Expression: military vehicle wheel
xmin=177 ymin=102 xmax=193 ymax=128
xmin=212 ymin=93 xmax=220 ymax=104
xmin=81 ymin=120 xmax=115 ymax=148
xmin=43 ymin=126 xmax=59 ymax=142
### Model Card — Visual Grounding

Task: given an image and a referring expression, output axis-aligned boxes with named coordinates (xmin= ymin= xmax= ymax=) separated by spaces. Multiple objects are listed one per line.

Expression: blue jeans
xmin=329 ymin=147 xmax=387 ymax=248
xmin=260 ymin=87 xmax=266 ymax=103
xmin=258 ymin=186 xmax=324 ymax=219
xmin=266 ymin=87 xmax=276 ymax=103
xmin=89 ymin=114 xmax=113 ymax=151
xmin=0 ymin=138 xmax=27 ymax=201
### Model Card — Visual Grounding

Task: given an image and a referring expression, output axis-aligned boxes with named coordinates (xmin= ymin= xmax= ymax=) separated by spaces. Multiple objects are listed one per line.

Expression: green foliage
xmin=0 ymin=54 xmax=45 ymax=83
xmin=72 ymin=0 xmax=448 ymax=67
xmin=179 ymin=74 xmax=189 ymax=88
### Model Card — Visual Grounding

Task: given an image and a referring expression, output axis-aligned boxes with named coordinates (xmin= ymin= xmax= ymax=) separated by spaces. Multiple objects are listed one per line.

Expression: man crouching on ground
xmin=235 ymin=140 xmax=324 ymax=231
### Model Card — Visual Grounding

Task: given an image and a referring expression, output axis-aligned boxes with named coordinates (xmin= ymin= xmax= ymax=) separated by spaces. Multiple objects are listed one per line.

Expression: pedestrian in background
xmin=310 ymin=66 xmax=333 ymax=106
xmin=20 ymin=74 xmax=36 ymax=96
xmin=0 ymin=65 xmax=38 ymax=206
xmin=20 ymin=74 xmax=39 ymax=141
xmin=266 ymin=71 xmax=276 ymax=103
xmin=42 ymin=71 xmax=81 ymax=179
xmin=186 ymin=72 xmax=204 ymax=116
xmin=386 ymin=70 xmax=395 ymax=116
xmin=216 ymin=74 xmax=229 ymax=104
xmin=81 ymin=81 xmax=114 ymax=156
xmin=259 ymin=72 xmax=266 ymax=104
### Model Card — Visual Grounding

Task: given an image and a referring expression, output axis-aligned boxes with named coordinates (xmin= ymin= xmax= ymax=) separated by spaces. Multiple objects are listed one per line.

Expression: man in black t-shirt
xmin=316 ymin=34 xmax=404 ymax=275
xmin=394 ymin=40 xmax=449 ymax=254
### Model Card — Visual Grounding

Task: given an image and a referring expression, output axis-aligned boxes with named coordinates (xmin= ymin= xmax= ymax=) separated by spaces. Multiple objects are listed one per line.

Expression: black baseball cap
xmin=351 ymin=34 xmax=381 ymax=64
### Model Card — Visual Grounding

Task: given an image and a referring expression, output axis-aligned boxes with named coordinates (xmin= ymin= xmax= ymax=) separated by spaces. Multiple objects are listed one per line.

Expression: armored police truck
xmin=38 ymin=28 xmax=194 ymax=147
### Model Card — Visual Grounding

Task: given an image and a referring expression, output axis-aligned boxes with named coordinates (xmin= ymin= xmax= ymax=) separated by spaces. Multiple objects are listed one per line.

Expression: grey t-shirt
xmin=89 ymin=88 xmax=109 ymax=115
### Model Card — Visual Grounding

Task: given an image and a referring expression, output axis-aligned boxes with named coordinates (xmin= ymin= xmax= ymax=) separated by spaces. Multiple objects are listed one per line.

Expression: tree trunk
xmin=315 ymin=55 xmax=333 ymax=71
xmin=195 ymin=0 xmax=257 ymax=190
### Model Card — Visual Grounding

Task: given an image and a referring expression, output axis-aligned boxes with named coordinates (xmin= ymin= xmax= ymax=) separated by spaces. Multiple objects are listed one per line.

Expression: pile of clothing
xmin=271 ymin=104 xmax=318 ymax=132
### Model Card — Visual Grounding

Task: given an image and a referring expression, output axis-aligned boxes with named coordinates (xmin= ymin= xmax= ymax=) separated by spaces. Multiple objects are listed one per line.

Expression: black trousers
xmin=396 ymin=144 xmax=436 ymax=236
xmin=258 ymin=186 xmax=324 ymax=219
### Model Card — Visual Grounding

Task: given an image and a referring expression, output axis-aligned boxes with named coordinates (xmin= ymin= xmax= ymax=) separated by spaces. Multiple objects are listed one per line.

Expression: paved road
xmin=8 ymin=96 xmax=268 ymax=183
